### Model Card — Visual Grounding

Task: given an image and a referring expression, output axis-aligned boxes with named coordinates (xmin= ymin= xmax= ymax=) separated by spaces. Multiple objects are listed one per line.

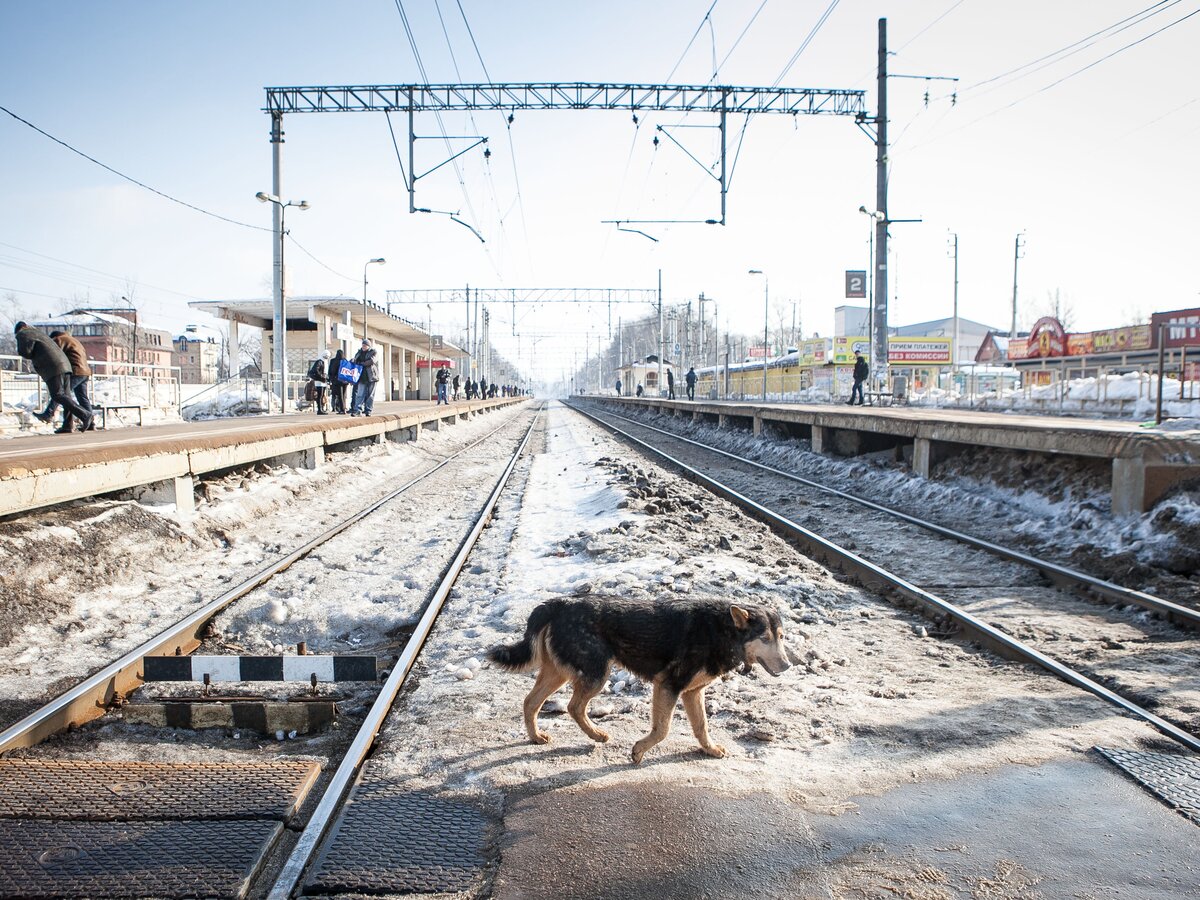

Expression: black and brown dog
xmin=487 ymin=596 xmax=791 ymax=763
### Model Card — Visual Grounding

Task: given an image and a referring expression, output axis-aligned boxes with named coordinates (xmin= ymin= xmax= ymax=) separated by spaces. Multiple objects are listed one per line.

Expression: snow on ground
xmin=0 ymin=405 xmax=531 ymax=714
xmin=607 ymin=402 xmax=1200 ymax=587
xmin=181 ymin=380 xmax=272 ymax=419
xmin=362 ymin=402 xmax=1154 ymax=823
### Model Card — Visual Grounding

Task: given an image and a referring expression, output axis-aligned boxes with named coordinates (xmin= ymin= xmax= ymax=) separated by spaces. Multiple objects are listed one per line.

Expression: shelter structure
xmin=188 ymin=296 xmax=466 ymax=402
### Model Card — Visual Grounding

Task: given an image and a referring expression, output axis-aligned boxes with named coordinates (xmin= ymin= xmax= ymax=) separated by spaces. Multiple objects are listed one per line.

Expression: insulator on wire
xmin=507 ymin=112 xmax=514 ymax=125
xmin=951 ymin=92 xmax=957 ymax=106
xmin=923 ymin=91 xmax=929 ymax=108
xmin=652 ymin=135 xmax=659 ymax=148
xmin=632 ymin=113 xmax=639 ymax=125
xmin=484 ymin=147 xmax=491 ymax=160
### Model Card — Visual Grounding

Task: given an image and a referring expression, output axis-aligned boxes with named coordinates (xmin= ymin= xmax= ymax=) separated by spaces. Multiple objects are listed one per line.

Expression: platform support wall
xmin=811 ymin=425 xmax=828 ymax=454
xmin=913 ymin=437 xmax=932 ymax=478
xmin=753 ymin=416 xmax=763 ymax=436
xmin=133 ymin=475 xmax=195 ymax=515
xmin=277 ymin=447 xmax=323 ymax=470
xmin=718 ymin=414 xmax=728 ymax=429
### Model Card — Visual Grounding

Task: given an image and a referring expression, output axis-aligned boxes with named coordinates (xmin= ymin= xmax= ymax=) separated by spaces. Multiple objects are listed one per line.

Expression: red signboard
xmin=1066 ymin=333 xmax=1094 ymax=356
xmin=416 ymin=359 xmax=456 ymax=369
xmin=1007 ymin=337 xmax=1029 ymax=360
xmin=1025 ymin=317 xmax=1067 ymax=358
xmin=1152 ymin=306 xmax=1200 ymax=349
xmin=748 ymin=344 xmax=770 ymax=358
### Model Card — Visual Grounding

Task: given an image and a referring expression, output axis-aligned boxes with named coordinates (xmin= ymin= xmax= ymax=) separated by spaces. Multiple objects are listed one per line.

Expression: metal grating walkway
xmin=0 ymin=758 xmax=321 ymax=821
xmin=0 ymin=818 xmax=282 ymax=899
xmin=1096 ymin=746 xmax=1200 ymax=825
xmin=305 ymin=777 xmax=493 ymax=895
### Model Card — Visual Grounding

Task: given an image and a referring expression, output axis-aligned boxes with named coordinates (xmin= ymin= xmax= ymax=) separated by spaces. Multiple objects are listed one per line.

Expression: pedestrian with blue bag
xmin=349 ymin=339 xmax=378 ymax=416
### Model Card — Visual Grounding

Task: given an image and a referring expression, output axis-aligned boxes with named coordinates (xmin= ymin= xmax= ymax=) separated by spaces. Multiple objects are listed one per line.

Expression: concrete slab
xmin=492 ymin=755 xmax=1199 ymax=899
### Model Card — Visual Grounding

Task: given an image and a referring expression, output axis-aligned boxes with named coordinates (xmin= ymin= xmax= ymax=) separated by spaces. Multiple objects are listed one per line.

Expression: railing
xmin=0 ymin=355 xmax=182 ymax=417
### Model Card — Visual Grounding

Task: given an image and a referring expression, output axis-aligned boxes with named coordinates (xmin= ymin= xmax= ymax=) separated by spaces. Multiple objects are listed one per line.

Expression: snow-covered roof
xmin=31 ymin=311 xmax=130 ymax=328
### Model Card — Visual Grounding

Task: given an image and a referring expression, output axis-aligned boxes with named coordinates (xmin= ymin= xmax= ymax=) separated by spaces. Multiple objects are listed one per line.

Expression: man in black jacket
xmin=685 ymin=367 xmax=697 ymax=401
xmin=16 ymin=322 xmax=92 ymax=432
xmin=307 ymin=350 xmax=331 ymax=415
xmin=850 ymin=352 xmax=868 ymax=406
xmin=37 ymin=329 xmax=94 ymax=431
xmin=350 ymin=340 xmax=379 ymax=416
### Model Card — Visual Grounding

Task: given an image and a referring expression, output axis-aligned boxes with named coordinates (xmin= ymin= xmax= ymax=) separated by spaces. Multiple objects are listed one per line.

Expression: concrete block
xmin=427 ymin=417 xmax=442 ymax=432
xmin=122 ymin=700 xmax=337 ymax=734
xmin=1114 ymin=458 xmax=1200 ymax=516
xmin=753 ymin=416 xmax=763 ymax=436
xmin=276 ymin=447 xmax=323 ymax=470
xmin=692 ymin=410 xmax=700 ymax=422
xmin=913 ymin=437 xmax=932 ymax=479
xmin=132 ymin=475 xmax=195 ymax=514
xmin=811 ymin=425 xmax=828 ymax=455
xmin=718 ymin=414 xmax=728 ymax=429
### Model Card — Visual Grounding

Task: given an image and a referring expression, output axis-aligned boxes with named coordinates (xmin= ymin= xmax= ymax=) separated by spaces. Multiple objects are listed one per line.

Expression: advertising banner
xmin=748 ymin=344 xmax=770 ymax=358
xmin=888 ymin=337 xmax=952 ymax=365
xmin=833 ymin=336 xmax=870 ymax=364
xmin=1007 ymin=337 xmax=1029 ymax=360
xmin=801 ymin=338 xmax=830 ymax=365
xmin=1151 ymin=307 xmax=1200 ymax=349
xmin=1090 ymin=324 xmax=1152 ymax=354
xmin=1066 ymin=333 xmax=1094 ymax=356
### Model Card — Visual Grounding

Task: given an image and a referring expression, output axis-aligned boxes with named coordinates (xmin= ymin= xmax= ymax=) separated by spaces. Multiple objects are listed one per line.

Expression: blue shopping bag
xmin=337 ymin=360 xmax=362 ymax=384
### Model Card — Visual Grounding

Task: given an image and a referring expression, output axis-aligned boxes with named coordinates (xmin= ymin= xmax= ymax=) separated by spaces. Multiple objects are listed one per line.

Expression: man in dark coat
xmin=16 ymin=322 xmax=92 ymax=432
xmin=667 ymin=368 xmax=676 ymax=399
xmin=685 ymin=367 xmax=697 ymax=401
xmin=350 ymin=339 xmax=379 ymax=416
xmin=850 ymin=352 xmax=868 ymax=406
xmin=452 ymin=373 xmax=461 ymax=400
xmin=435 ymin=366 xmax=450 ymax=405
xmin=306 ymin=350 xmax=331 ymax=415
xmin=37 ymin=329 xmax=94 ymax=431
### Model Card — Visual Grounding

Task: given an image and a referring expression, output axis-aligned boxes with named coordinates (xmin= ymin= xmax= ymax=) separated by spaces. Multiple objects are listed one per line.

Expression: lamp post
xmin=748 ymin=269 xmax=768 ymax=401
xmin=948 ymin=232 xmax=959 ymax=377
xmin=362 ymin=258 xmax=386 ymax=341
xmin=426 ymin=302 xmax=433 ymax=403
xmin=256 ymin=191 xmax=310 ymax=412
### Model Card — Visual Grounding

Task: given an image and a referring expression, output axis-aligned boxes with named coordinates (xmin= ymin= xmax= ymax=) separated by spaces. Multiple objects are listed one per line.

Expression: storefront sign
xmin=1025 ymin=317 xmax=1067 ymax=358
xmin=832 ymin=336 xmax=870 ymax=364
xmin=1151 ymin=307 xmax=1200 ymax=349
xmin=888 ymin=337 xmax=952 ymax=365
xmin=1007 ymin=337 xmax=1029 ymax=360
xmin=1066 ymin=333 xmax=1094 ymax=356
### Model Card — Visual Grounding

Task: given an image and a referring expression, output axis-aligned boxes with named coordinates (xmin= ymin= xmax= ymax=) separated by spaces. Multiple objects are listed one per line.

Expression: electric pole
xmin=948 ymin=232 xmax=959 ymax=374
xmin=1011 ymin=232 xmax=1026 ymax=339
xmin=873 ymin=17 xmax=889 ymax=391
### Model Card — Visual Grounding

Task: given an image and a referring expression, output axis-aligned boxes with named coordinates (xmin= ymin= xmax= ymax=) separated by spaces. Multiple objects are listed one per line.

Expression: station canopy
xmin=188 ymin=296 xmax=463 ymax=355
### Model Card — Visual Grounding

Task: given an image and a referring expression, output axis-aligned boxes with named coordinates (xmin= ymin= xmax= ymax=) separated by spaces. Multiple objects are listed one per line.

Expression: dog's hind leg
xmin=523 ymin=659 xmax=569 ymax=745
xmin=681 ymin=687 xmax=726 ymax=759
xmin=631 ymin=682 xmax=679 ymax=764
xmin=567 ymin=674 xmax=611 ymax=743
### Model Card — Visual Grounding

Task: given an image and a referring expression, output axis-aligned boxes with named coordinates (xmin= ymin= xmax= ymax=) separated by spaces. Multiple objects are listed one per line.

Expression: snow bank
xmin=182 ymin=381 xmax=271 ymax=419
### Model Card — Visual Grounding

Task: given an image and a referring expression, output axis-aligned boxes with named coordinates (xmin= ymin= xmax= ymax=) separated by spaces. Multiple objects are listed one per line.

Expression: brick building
xmin=30 ymin=309 xmax=174 ymax=374
xmin=172 ymin=335 xmax=221 ymax=384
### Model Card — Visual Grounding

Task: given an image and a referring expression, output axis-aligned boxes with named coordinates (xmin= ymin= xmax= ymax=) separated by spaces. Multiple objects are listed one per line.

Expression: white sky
xmin=1 ymin=1 xmax=1197 ymax=381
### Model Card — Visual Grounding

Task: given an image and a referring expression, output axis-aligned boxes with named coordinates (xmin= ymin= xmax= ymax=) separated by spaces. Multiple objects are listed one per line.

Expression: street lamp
xmin=362 ymin=258 xmax=386 ymax=341
xmin=426 ymin=302 xmax=433 ymax=403
xmin=748 ymin=269 xmax=768 ymax=401
xmin=256 ymin=191 xmax=310 ymax=412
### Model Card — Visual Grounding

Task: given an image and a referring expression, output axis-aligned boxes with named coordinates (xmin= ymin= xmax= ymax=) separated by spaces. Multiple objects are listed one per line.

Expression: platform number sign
xmin=432 ymin=334 xmax=444 ymax=350
xmin=845 ymin=270 xmax=867 ymax=299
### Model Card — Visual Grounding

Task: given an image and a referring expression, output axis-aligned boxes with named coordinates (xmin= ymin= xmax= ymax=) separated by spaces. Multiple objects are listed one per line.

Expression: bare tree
xmin=1029 ymin=288 xmax=1076 ymax=331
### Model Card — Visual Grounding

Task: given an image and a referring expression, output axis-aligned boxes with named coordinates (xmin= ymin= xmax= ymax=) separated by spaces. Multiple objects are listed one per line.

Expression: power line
xmin=0 ymin=240 xmax=204 ymax=303
xmin=964 ymin=1 xmax=1180 ymax=93
xmin=0 ymin=103 xmax=270 ymax=233
xmin=286 ymin=235 xmax=357 ymax=282
xmin=894 ymin=0 xmax=969 ymax=55
xmin=771 ymin=0 xmax=841 ymax=88
xmin=665 ymin=0 xmax=720 ymax=82
xmin=710 ymin=0 xmax=769 ymax=82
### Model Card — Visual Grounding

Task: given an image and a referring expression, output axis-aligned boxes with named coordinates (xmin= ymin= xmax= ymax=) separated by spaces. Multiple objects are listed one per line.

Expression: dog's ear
xmin=730 ymin=606 xmax=751 ymax=630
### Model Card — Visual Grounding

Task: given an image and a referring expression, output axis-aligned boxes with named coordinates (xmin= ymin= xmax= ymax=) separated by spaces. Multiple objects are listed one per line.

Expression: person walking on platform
xmin=350 ymin=339 xmax=379 ymax=416
xmin=615 ymin=378 xmax=622 ymax=396
xmin=16 ymin=322 xmax=92 ymax=433
xmin=329 ymin=348 xmax=348 ymax=413
xmin=850 ymin=351 xmax=868 ymax=406
xmin=452 ymin=373 xmax=461 ymax=400
xmin=37 ymin=329 xmax=94 ymax=431
xmin=636 ymin=383 xmax=644 ymax=397
xmin=435 ymin=366 xmax=450 ymax=405
xmin=685 ymin=367 xmax=697 ymax=401
xmin=667 ymin=368 xmax=676 ymax=400
xmin=307 ymin=351 xmax=331 ymax=415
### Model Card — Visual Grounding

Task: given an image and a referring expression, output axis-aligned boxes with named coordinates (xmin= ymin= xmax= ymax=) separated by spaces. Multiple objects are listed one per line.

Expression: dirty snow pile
xmin=182 ymin=380 xmax=272 ymax=419
xmin=611 ymin=402 xmax=1200 ymax=582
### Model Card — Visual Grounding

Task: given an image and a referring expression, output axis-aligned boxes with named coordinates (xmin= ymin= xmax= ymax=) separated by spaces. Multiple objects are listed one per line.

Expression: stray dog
xmin=487 ymin=596 xmax=791 ymax=763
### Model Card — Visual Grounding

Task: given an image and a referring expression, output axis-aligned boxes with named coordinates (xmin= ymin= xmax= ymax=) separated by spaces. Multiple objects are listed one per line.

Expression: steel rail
xmin=569 ymin=402 xmax=1200 ymax=755
xmin=267 ymin=403 xmax=544 ymax=900
xmin=0 ymin=409 xmax=530 ymax=753
xmin=587 ymin=403 xmax=1200 ymax=630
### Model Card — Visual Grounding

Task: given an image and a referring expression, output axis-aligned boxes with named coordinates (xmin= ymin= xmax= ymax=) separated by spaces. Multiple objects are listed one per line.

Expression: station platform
xmin=0 ymin=397 xmax=524 ymax=518
xmin=585 ymin=395 xmax=1200 ymax=515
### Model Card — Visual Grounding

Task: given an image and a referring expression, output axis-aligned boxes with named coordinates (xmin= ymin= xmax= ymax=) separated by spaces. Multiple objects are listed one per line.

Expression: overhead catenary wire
xmin=665 ymin=0 xmax=720 ymax=83
xmin=0 ymin=104 xmax=270 ymax=233
xmin=770 ymin=0 xmax=841 ymax=88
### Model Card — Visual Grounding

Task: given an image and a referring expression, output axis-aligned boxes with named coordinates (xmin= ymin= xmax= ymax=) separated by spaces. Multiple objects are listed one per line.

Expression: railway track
xmin=0 ymin=403 xmax=543 ymax=899
xmin=570 ymin=400 xmax=1200 ymax=753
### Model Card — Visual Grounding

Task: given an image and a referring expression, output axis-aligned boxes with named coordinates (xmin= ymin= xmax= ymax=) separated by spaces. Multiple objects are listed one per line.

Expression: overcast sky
xmin=1 ymin=1 xmax=1196 ymax=378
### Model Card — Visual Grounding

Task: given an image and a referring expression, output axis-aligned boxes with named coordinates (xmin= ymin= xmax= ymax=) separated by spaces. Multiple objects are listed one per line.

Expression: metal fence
xmin=0 ymin=356 xmax=181 ymax=415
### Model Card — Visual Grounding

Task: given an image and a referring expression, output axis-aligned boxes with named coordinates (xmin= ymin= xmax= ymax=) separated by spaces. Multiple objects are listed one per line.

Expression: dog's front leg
xmin=631 ymin=683 xmax=678 ymax=764
xmin=681 ymin=687 xmax=726 ymax=759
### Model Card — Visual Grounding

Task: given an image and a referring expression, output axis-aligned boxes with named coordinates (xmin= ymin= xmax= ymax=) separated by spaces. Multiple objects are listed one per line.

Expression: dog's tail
xmin=487 ymin=602 xmax=554 ymax=672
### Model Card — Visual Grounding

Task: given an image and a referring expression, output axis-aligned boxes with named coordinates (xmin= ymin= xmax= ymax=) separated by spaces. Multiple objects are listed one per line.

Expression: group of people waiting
xmin=305 ymin=340 xmax=526 ymax=416
xmin=615 ymin=367 xmax=699 ymax=402
xmin=14 ymin=321 xmax=94 ymax=433
xmin=304 ymin=338 xmax=380 ymax=417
